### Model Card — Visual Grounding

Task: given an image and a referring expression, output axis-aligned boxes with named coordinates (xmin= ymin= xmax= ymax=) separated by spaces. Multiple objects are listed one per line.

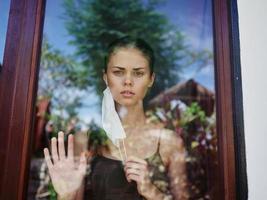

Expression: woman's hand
xmin=43 ymin=131 xmax=87 ymax=199
xmin=124 ymin=156 xmax=154 ymax=198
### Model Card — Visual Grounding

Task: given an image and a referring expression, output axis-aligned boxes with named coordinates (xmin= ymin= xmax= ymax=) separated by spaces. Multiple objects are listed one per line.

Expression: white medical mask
xmin=101 ymin=87 xmax=127 ymax=162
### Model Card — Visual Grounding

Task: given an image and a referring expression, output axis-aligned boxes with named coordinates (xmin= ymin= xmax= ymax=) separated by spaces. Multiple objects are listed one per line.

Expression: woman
xmin=44 ymin=36 xmax=188 ymax=200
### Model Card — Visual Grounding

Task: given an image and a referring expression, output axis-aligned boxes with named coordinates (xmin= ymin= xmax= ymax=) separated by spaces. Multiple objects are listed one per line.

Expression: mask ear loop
xmin=117 ymin=139 xmax=128 ymax=164
xmin=118 ymin=141 xmax=124 ymax=164
xmin=122 ymin=139 xmax=127 ymax=160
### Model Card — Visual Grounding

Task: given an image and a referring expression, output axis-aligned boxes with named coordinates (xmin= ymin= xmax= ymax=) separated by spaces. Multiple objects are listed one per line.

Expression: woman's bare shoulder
xmin=145 ymin=124 xmax=182 ymax=141
xmin=158 ymin=128 xmax=185 ymax=153
xmin=160 ymin=128 xmax=182 ymax=140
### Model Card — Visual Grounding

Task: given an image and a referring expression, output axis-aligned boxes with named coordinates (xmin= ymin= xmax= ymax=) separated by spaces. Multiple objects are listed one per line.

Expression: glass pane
xmin=0 ymin=0 xmax=11 ymax=67
xmin=28 ymin=0 xmax=218 ymax=199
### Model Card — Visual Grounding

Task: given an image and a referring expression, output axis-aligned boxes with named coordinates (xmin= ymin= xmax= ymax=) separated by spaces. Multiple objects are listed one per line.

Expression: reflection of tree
xmin=38 ymin=37 xmax=88 ymax=130
xmin=147 ymin=80 xmax=218 ymax=200
xmin=184 ymin=49 xmax=213 ymax=78
xmin=180 ymin=103 xmax=217 ymax=200
xmin=63 ymin=0 xmax=188 ymax=102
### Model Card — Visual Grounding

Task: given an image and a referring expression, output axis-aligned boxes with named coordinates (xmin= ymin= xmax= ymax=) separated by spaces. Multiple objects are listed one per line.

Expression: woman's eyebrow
xmin=112 ymin=66 xmax=125 ymax=70
xmin=133 ymin=67 xmax=145 ymax=70
xmin=111 ymin=66 xmax=145 ymax=70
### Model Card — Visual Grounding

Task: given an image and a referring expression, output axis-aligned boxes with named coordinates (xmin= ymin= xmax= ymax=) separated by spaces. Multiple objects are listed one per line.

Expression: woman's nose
xmin=123 ymin=74 xmax=133 ymax=86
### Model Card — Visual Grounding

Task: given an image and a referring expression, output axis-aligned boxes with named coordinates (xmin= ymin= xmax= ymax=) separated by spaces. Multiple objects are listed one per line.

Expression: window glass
xmin=0 ymin=0 xmax=11 ymax=67
xmin=28 ymin=0 xmax=218 ymax=199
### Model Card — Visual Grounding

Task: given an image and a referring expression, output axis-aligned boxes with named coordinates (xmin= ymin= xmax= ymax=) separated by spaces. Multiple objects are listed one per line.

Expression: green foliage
xmin=62 ymin=0 xmax=188 ymax=102
xmin=48 ymin=181 xmax=57 ymax=200
xmin=40 ymin=37 xmax=85 ymax=94
xmin=87 ymin=121 xmax=108 ymax=147
xmin=146 ymin=101 xmax=217 ymax=199
xmin=181 ymin=102 xmax=206 ymax=126
xmin=39 ymin=37 xmax=88 ymax=129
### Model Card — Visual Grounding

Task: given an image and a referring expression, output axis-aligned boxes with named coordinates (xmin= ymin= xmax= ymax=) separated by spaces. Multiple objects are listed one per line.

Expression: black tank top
xmin=84 ymin=133 xmax=173 ymax=200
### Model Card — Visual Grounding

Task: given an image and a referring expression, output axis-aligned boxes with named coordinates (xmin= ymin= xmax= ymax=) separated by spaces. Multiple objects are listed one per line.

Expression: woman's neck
xmin=116 ymin=102 xmax=146 ymax=129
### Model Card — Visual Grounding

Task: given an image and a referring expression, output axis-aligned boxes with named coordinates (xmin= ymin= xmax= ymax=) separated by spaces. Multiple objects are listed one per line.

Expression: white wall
xmin=237 ymin=0 xmax=267 ymax=199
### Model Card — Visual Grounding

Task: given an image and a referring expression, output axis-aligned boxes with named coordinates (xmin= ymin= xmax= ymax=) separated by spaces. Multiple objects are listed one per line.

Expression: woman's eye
xmin=133 ymin=71 xmax=145 ymax=77
xmin=113 ymin=71 xmax=124 ymax=75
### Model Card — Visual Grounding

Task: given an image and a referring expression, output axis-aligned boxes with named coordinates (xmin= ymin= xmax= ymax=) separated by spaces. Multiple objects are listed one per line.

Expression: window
xmin=0 ymin=0 xmax=247 ymax=199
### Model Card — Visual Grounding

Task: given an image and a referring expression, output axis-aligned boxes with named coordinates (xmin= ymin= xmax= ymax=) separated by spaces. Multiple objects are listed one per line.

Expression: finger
xmin=67 ymin=134 xmax=74 ymax=162
xmin=127 ymin=174 xmax=140 ymax=183
xmin=51 ymin=137 xmax=59 ymax=163
xmin=44 ymin=148 xmax=53 ymax=171
xmin=58 ymin=131 xmax=66 ymax=160
xmin=78 ymin=152 xmax=87 ymax=176
xmin=125 ymin=162 xmax=146 ymax=171
xmin=126 ymin=156 xmax=147 ymax=165
xmin=125 ymin=167 xmax=141 ymax=177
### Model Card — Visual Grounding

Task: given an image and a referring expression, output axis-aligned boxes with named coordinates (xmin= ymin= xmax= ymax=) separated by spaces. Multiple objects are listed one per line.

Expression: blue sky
xmin=43 ymin=0 xmax=214 ymax=57
xmin=1 ymin=0 xmax=214 ymax=85
xmin=0 ymin=0 xmax=11 ymax=63
xmin=0 ymin=0 xmax=214 ymax=127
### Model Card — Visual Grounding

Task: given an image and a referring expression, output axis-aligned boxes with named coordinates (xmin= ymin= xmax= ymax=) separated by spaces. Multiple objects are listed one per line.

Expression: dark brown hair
xmin=104 ymin=35 xmax=154 ymax=75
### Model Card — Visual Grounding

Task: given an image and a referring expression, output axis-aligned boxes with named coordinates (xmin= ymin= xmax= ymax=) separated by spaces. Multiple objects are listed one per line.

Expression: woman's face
xmin=103 ymin=47 xmax=155 ymax=107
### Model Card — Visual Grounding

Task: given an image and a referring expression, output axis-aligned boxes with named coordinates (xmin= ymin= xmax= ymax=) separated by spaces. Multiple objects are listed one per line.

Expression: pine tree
xmin=63 ymin=0 xmax=187 ymax=102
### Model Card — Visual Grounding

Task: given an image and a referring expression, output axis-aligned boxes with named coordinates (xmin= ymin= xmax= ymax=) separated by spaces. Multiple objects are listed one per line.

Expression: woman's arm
xmin=75 ymin=183 xmax=85 ymax=200
xmin=57 ymin=182 xmax=85 ymax=200
xmin=124 ymin=156 xmax=169 ymax=200
xmin=57 ymin=184 xmax=84 ymax=200
xmin=161 ymin=130 xmax=189 ymax=200
xmin=44 ymin=132 xmax=87 ymax=200
xmin=140 ymin=183 xmax=172 ymax=200
xmin=124 ymin=129 xmax=188 ymax=200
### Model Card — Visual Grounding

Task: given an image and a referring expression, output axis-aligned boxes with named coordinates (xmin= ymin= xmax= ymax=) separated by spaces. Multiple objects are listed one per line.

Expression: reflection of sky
xmin=156 ymin=0 xmax=213 ymax=50
xmin=0 ymin=0 xmax=11 ymax=64
xmin=0 ymin=0 xmax=215 ymax=127
xmin=155 ymin=0 xmax=214 ymax=91
xmin=43 ymin=0 xmax=76 ymax=55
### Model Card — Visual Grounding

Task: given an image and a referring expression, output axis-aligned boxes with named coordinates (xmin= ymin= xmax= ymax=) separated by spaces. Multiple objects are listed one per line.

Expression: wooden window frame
xmin=0 ymin=0 xmax=247 ymax=199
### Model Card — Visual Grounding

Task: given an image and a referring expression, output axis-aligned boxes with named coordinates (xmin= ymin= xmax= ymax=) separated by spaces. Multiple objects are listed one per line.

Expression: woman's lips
xmin=120 ymin=90 xmax=135 ymax=97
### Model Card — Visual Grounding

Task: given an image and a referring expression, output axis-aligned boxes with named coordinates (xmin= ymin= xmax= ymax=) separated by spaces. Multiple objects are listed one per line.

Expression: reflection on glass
xmin=28 ymin=0 xmax=218 ymax=199
xmin=0 ymin=0 xmax=11 ymax=67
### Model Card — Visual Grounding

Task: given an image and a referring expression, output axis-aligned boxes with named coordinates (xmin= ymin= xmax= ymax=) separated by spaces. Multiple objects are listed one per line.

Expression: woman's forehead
xmin=108 ymin=48 xmax=149 ymax=69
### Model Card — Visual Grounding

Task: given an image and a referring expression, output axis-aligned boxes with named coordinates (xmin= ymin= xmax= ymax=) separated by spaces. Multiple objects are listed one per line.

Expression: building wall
xmin=237 ymin=0 xmax=267 ymax=199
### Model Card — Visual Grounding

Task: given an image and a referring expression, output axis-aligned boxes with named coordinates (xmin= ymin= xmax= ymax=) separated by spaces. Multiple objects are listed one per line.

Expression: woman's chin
xmin=116 ymin=98 xmax=139 ymax=107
